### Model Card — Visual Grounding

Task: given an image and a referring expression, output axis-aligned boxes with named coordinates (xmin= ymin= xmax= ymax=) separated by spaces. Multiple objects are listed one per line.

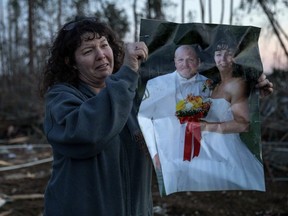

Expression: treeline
xmin=0 ymin=0 xmax=287 ymax=142
xmin=0 ymin=0 xmax=169 ymax=140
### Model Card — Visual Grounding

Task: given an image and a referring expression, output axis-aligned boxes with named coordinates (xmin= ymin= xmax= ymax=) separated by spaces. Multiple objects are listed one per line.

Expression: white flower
xmin=184 ymin=102 xmax=193 ymax=111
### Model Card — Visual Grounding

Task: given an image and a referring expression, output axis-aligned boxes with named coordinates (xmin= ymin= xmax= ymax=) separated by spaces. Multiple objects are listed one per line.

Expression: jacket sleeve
xmin=137 ymin=80 xmax=158 ymax=159
xmin=44 ymin=66 xmax=138 ymax=159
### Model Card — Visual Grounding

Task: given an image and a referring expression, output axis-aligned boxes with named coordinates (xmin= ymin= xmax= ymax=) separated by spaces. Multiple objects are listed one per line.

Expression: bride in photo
xmin=178 ymin=36 xmax=265 ymax=191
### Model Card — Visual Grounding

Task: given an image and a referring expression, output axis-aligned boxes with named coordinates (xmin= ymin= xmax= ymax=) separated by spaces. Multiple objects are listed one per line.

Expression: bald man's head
xmin=174 ymin=45 xmax=200 ymax=79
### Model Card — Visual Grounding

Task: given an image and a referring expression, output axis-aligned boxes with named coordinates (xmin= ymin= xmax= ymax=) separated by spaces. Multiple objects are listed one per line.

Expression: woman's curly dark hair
xmin=39 ymin=17 xmax=124 ymax=97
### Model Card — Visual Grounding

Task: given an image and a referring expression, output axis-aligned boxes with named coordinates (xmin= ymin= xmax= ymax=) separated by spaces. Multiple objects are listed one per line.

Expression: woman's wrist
xmin=200 ymin=121 xmax=207 ymax=131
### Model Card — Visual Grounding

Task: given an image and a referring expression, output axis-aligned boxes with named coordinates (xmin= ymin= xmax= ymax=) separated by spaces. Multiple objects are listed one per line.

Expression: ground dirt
xmin=0 ymin=146 xmax=287 ymax=216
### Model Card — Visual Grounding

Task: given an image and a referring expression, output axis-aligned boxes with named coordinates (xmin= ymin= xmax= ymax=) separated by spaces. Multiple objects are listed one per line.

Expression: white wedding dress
xmin=175 ymin=98 xmax=265 ymax=192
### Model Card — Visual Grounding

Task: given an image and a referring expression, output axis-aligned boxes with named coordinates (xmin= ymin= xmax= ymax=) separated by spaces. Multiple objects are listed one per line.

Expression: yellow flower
xmin=176 ymin=100 xmax=186 ymax=111
xmin=191 ymin=101 xmax=201 ymax=108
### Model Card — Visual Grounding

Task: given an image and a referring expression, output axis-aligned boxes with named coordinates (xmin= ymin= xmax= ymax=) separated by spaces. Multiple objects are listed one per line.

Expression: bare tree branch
xmin=199 ymin=0 xmax=205 ymax=23
xmin=258 ymin=0 xmax=288 ymax=59
xmin=28 ymin=0 xmax=34 ymax=75
xmin=220 ymin=0 xmax=224 ymax=24
xmin=133 ymin=0 xmax=138 ymax=42
xmin=181 ymin=0 xmax=185 ymax=22
xmin=208 ymin=0 xmax=212 ymax=23
xmin=229 ymin=0 xmax=233 ymax=24
xmin=57 ymin=0 xmax=62 ymax=30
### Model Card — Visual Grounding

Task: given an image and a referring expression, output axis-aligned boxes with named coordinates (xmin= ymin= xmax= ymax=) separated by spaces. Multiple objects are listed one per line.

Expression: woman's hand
xmin=123 ymin=42 xmax=148 ymax=72
xmin=256 ymin=73 xmax=274 ymax=98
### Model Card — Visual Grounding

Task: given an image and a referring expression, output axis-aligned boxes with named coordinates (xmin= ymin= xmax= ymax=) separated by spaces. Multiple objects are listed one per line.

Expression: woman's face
xmin=214 ymin=48 xmax=234 ymax=72
xmin=74 ymin=33 xmax=114 ymax=87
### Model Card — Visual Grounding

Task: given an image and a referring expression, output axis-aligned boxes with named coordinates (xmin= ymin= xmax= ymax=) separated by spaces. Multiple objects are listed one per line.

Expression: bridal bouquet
xmin=175 ymin=94 xmax=211 ymax=161
xmin=175 ymin=94 xmax=211 ymax=122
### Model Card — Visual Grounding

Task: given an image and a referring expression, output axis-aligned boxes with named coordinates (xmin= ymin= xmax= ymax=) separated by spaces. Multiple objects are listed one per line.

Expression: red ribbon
xmin=179 ymin=115 xmax=202 ymax=161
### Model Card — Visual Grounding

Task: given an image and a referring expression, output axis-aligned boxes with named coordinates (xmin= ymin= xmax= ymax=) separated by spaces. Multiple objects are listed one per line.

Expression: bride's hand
xmin=256 ymin=73 xmax=273 ymax=98
xmin=200 ymin=121 xmax=207 ymax=131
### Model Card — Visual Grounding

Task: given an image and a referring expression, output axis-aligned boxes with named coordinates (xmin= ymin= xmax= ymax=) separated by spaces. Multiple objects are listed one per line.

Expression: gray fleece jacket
xmin=43 ymin=66 xmax=153 ymax=216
